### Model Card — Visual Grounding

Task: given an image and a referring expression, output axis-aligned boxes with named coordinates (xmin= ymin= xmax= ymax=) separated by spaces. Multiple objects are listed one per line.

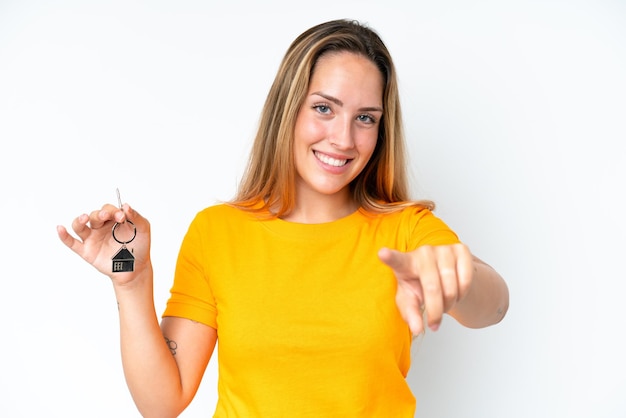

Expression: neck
xmin=281 ymin=189 xmax=358 ymax=224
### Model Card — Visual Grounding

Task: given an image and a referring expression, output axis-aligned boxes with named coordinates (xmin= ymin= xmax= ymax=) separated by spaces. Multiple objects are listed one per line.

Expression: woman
xmin=57 ymin=19 xmax=509 ymax=417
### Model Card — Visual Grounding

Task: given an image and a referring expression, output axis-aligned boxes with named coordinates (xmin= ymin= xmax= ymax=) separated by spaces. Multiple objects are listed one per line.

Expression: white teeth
xmin=315 ymin=151 xmax=348 ymax=167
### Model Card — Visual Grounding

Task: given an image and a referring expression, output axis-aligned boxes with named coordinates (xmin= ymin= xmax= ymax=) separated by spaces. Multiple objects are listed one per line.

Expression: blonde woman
xmin=57 ymin=19 xmax=508 ymax=417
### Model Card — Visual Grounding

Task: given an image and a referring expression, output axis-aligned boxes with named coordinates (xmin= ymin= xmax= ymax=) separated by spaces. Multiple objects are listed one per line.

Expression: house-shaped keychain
xmin=112 ymin=246 xmax=135 ymax=272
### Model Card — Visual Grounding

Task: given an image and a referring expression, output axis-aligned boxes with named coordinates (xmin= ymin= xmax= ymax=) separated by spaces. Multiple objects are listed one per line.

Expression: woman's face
xmin=293 ymin=51 xmax=384 ymax=206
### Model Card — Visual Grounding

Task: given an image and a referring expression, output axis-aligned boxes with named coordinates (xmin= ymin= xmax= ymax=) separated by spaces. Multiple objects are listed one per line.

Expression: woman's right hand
xmin=57 ymin=203 xmax=151 ymax=286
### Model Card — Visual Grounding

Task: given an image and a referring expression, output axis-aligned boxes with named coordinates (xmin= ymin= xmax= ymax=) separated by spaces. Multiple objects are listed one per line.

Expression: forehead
xmin=309 ymin=52 xmax=384 ymax=103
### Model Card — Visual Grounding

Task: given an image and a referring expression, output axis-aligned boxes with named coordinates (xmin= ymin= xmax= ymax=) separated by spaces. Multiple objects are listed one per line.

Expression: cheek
xmin=356 ymin=132 xmax=379 ymax=159
xmin=294 ymin=115 xmax=325 ymax=145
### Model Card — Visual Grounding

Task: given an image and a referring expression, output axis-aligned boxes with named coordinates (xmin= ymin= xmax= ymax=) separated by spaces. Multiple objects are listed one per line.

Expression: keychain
xmin=111 ymin=188 xmax=136 ymax=272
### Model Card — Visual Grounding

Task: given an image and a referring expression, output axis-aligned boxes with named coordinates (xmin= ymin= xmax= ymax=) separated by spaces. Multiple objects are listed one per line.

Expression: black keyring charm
xmin=111 ymin=220 xmax=136 ymax=272
xmin=112 ymin=220 xmax=137 ymax=244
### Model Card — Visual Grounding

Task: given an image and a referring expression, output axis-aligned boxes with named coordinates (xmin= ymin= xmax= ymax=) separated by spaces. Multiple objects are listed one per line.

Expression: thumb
xmin=396 ymin=288 xmax=425 ymax=336
xmin=380 ymin=247 xmax=425 ymax=336
xmin=122 ymin=203 xmax=149 ymax=229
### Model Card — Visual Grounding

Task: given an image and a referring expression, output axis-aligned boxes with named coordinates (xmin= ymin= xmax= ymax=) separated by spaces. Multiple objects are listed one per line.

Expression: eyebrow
xmin=311 ymin=91 xmax=383 ymax=113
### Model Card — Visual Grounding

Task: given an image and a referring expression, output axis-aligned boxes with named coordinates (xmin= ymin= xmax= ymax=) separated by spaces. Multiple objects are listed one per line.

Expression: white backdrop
xmin=1 ymin=1 xmax=625 ymax=417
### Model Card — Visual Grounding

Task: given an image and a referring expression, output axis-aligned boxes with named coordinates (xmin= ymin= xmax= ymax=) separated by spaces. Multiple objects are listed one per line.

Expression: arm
xmin=115 ymin=273 xmax=217 ymax=417
xmin=447 ymin=255 xmax=509 ymax=329
xmin=57 ymin=203 xmax=216 ymax=417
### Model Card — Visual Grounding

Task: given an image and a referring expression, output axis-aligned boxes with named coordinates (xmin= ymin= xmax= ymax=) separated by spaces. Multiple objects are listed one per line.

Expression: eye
xmin=357 ymin=113 xmax=376 ymax=124
xmin=313 ymin=104 xmax=332 ymax=115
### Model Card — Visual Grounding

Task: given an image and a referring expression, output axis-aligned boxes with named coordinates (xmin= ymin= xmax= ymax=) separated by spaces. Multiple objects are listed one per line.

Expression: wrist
xmin=111 ymin=264 xmax=154 ymax=295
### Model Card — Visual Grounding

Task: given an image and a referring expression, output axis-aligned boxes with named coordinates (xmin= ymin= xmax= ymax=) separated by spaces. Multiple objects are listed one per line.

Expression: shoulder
xmin=189 ymin=203 xmax=272 ymax=235
xmin=183 ymin=204 xmax=248 ymax=236
xmin=366 ymin=205 xmax=460 ymax=247
xmin=362 ymin=204 xmax=435 ymax=226
xmin=195 ymin=203 xmax=256 ymax=222
xmin=181 ymin=204 xmax=260 ymax=249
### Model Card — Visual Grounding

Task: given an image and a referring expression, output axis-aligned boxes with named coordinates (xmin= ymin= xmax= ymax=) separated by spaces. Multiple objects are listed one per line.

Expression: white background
xmin=1 ymin=1 xmax=625 ymax=417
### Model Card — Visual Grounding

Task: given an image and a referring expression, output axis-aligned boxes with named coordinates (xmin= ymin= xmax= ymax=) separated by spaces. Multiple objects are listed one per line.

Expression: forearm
xmin=448 ymin=258 xmax=509 ymax=328
xmin=113 ymin=268 xmax=186 ymax=418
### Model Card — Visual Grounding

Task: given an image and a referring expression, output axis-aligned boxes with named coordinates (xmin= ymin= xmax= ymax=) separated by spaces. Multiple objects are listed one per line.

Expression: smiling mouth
xmin=314 ymin=151 xmax=350 ymax=167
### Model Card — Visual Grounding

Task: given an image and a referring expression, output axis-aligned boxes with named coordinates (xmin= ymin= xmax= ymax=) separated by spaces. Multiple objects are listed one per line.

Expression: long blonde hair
xmin=231 ymin=19 xmax=433 ymax=216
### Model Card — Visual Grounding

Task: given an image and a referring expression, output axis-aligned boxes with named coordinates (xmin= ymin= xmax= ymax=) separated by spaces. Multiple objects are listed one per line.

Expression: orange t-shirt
xmin=163 ymin=204 xmax=460 ymax=417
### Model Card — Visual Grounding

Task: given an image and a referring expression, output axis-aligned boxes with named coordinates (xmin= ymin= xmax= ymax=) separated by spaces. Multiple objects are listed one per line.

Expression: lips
xmin=314 ymin=151 xmax=350 ymax=167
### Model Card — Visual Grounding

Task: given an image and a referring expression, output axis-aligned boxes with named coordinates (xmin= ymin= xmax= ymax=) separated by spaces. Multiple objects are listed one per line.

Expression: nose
xmin=329 ymin=117 xmax=355 ymax=150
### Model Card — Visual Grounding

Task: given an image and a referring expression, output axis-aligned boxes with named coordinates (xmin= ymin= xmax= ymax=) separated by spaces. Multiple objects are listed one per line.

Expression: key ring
xmin=112 ymin=220 xmax=137 ymax=245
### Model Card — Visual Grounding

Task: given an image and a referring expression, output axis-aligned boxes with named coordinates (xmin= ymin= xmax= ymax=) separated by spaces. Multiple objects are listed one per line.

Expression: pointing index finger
xmin=378 ymin=247 xmax=411 ymax=277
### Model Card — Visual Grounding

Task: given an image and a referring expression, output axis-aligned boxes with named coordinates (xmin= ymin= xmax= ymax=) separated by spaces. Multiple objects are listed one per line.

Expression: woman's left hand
xmin=378 ymin=243 xmax=474 ymax=335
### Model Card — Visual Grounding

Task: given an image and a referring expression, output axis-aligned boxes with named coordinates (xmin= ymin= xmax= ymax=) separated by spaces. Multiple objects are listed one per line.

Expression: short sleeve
xmin=403 ymin=207 xmax=461 ymax=250
xmin=162 ymin=213 xmax=218 ymax=329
